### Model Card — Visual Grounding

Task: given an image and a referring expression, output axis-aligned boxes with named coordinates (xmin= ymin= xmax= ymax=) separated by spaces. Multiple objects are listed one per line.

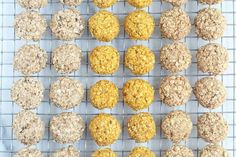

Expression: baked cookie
xmin=51 ymin=146 xmax=80 ymax=157
xmin=128 ymin=147 xmax=155 ymax=157
xmin=93 ymin=0 xmax=117 ymax=8
xmin=199 ymin=0 xmax=223 ymax=5
xmin=162 ymin=0 xmax=187 ymax=6
xmin=200 ymin=144 xmax=228 ymax=157
xmin=163 ymin=145 xmax=194 ymax=157
xmin=14 ymin=147 xmax=43 ymax=157
xmin=91 ymin=148 xmax=117 ymax=157
xmin=60 ymin=0 xmax=82 ymax=6
xmin=17 ymin=0 xmax=47 ymax=9
xmin=127 ymin=0 xmax=152 ymax=8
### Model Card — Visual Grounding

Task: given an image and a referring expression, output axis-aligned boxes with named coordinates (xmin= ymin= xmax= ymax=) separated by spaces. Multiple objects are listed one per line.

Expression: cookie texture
xmin=197 ymin=43 xmax=228 ymax=75
xmin=90 ymin=80 xmax=119 ymax=109
xmin=199 ymin=0 xmax=223 ymax=5
xmin=200 ymin=144 xmax=228 ymax=157
xmin=162 ymin=0 xmax=187 ymax=6
xmin=161 ymin=110 xmax=192 ymax=143
xmin=91 ymin=148 xmax=117 ymax=157
xmin=89 ymin=10 xmax=120 ymax=42
xmin=127 ymin=112 xmax=156 ymax=142
xmin=14 ymin=11 xmax=47 ymax=41
xmin=50 ymin=9 xmax=84 ymax=40
xmin=51 ymin=146 xmax=80 ymax=157
xmin=160 ymin=42 xmax=192 ymax=73
xmin=60 ymin=0 xmax=82 ymax=6
xmin=89 ymin=46 xmax=120 ymax=74
xmin=50 ymin=112 xmax=85 ymax=144
xmin=128 ymin=147 xmax=155 ymax=157
xmin=14 ymin=147 xmax=43 ymax=157
xmin=13 ymin=111 xmax=45 ymax=145
xmin=52 ymin=44 xmax=82 ymax=74
xmin=93 ymin=0 xmax=117 ymax=8
xmin=125 ymin=45 xmax=155 ymax=75
xmin=13 ymin=45 xmax=48 ymax=75
xmin=123 ymin=79 xmax=154 ymax=110
xmin=50 ymin=77 xmax=84 ymax=109
xmin=163 ymin=145 xmax=194 ymax=157
xmin=127 ymin=0 xmax=152 ymax=8
xmin=89 ymin=113 xmax=121 ymax=146
xmin=17 ymin=0 xmax=47 ymax=9
xmin=160 ymin=7 xmax=191 ymax=40
xmin=11 ymin=77 xmax=44 ymax=110
xmin=198 ymin=112 xmax=228 ymax=143
xmin=159 ymin=76 xmax=192 ymax=107
xmin=195 ymin=8 xmax=226 ymax=40
xmin=125 ymin=10 xmax=155 ymax=40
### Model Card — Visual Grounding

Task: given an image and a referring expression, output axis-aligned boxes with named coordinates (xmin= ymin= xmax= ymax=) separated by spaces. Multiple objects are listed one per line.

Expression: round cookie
xmin=159 ymin=7 xmax=191 ymax=40
xmin=127 ymin=112 xmax=156 ymax=142
xmin=199 ymin=0 xmax=223 ymax=5
xmin=125 ymin=45 xmax=155 ymax=75
xmin=11 ymin=77 xmax=44 ymax=110
xmin=127 ymin=0 xmax=152 ymax=8
xmin=195 ymin=8 xmax=226 ymax=40
xmin=163 ymin=145 xmax=194 ymax=157
xmin=13 ymin=45 xmax=48 ymax=75
xmin=51 ymin=146 xmax=80 ymax=157
xmin=60 ymin=0 xmax=82 ymax=6
xmin=89 ymin=80 xmax=119 ymax=109
xmin=15 ymin=147 xmax=43 ymax=157
xmin=89 ymin=113 xmax=121 ymax=146
xmin=89 ymin=46 xmax=120 ymax=74
xmin=128 ymin=147 xmax=155 ymax=157
xmin=197 ymin=43 xmax=228 ymax=75
xmin=91 ymin=148 xmax=117 ymax=157
xmin=200 ymin=144 xmax=228 ymax=157
xmin=50 ymin=9 xmax=84 ymax=40
xmin=17 ymin=0 xmax=47 ymax=9
xmin=52 ymin=44 xmax=82 ymax=74
xmin=194 ymin=77 xmax=226 ymax=109
xmin=123 ymin=79 xmax=154 ymax=110
xmin=93 ymin=0 xmax=117 ymax=8
xmin=161 ymin=110 xmax=192 ymax=143
xmin=198 ymin=112 xmax=228 ymax=143
xmin=88 ymin=10 xmax=120 ymax=42
xmin=13 ymin=110 xmax=44 ymax=145
xmin=160 ymin=42 xmax=192 ymax=73
xmin=162 ymin=0 xmax=187 ymax=6
xmin=159 ymin=76 xmax=192 ymax=107
xmin=14 ymin=11 xmax=47 ymax=41
xmin=49 ymin=77 xmax=84 ymax=109
xmin=125 ymin=10 xmax=155 ymax=40
xmin=50 ymin=112 xmax=85 ymax=144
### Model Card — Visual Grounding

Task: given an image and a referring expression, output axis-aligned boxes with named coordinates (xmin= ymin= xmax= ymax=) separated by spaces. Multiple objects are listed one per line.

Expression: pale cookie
xmin=60 ymin=0 xmax=82 ymax=6
xmin=127 ymin=112 xmax=156 ymax=142
xmin=50 ymin=112 xmax=85 ymax=144
xmin=160 ymin=7 xmax=191 ymax=40
xmin=11 ymin=77 xmax=44 ymax=110
xmin=50 ymin=9 xmax=84 ymax=40
xmin=90 ymin=80 xmax=119 ymax=109
xmin=88 ymin=10 xmax=120 ymax=42
xmin=13 ymin=45 xmax=48 ymax=75
xmin=125 ymin=10 xmax=155 ymax=40
xmin=91 ymin=148 xmax=117 ymax=157
xmin=195 ymin=8 xmax=226 ymax=40
xmin=199 ymin=0 xmax=223 ymax=5
xmin=89 ymin=113 xmax=121 ymax=146
xmin=14 ymin=11 xmax=47 ymax=41
xmin=52 ymin=44 xmax=82 ymax=74
xmin=51 ymin=146 xmax=80 ymax=157
xmin=125 ymin=45 xmax=155 ymax=75
xmin=93 ymin=0 xmax=117 ymax=8
xmin=128 ymin=147 xmax=155 ymax=157
xmin=163 ymin=145 xmax=194 ymax=157
xmin=162 ymin=0 xmax=187 ymax=6
xmin=89 ymin=46 xmax=120 ymax=74
xmin=15 ymin=147 xmax=43 ymax=157
xmin=159 ymin=76 xmax=192 ymax=107
xmin=123 ymin=79 xmax=154 ymax=110
xmin=161 ymin=110 xmax=192 ymax=143
xmin=198 ymin=112 xmax=228 ymax=143
xmin=50 ymin=77 xmax=84 ymax=109
xmin=200 ymin=144 xmax=228 ymax=157
xmin=194 ymin=77 xmax=226 ymax=109
xmin=127 ymin=0 xmax=152 ymax=8
xmin=17 ymin=0 xmax=47 ymax=9
xmin=13 ymin=110 xmax=45 ymax=145
xmin=197 ymin=43 xmax=228 ymax=75
xmin=160 ymin=42 xmax=192 ymax=73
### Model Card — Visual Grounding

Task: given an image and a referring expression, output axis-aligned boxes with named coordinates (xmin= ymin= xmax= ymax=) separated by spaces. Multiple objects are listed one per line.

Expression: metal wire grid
xmin=0 ymin=0 xmax=235 ymax=156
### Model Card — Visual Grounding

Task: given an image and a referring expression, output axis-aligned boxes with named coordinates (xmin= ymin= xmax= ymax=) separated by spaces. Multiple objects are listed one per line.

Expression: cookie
xmin=51 ymin=146 xmax=80 ymax=157
xmin=93 ymin=0 xmax=117 ymax=8
xmin=162 ymin=0 xmax=187 ymax=6
xmin=200 ymin=144 xmax=228 ymax=157
xmin=125 ymin=45 xmax=155 ymax=75
xmin=17 ymin=0 xmax=47 ymax=9
xmin=128 ymin=147 xmax=155 ymax=157
xmin=199 ymin=0 xmax=223 ymax=5
xmin=125 ymin=10 xmax=155 ymax=40
xmin=127 ymin=0 xmax=152 ymax=8
xmin=60 ymin=0 xmax=82 ymax=6
xmin=14 ymin=147 xmax=43 ymax=157
xmin=91 ymin=148 xmax=117 ymax=157
xmin=163 ymin=145 xmax=194 ymax=157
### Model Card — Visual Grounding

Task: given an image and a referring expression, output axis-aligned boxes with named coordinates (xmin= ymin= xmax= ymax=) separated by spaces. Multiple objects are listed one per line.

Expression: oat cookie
xmin=123 ymin=79 xmax=154 ymax=110
xmin=194 ymin=77 xmax=226 ymax=109
xmin=162 ymin=0 xmax=187 ymax=6
xmin=128 ymin=147 xmax=155 ymax=157
xmin=159 ymin=76 xmax=192 ymax=107
xmin=125 ymin=10 xmax=155 ymax=40
xmin=89 ymin=113 xmax=121 ymax=146
xmin=91 ymin=148 xmax=117 ymax=157
xmin=13 ymin=110 xmax=44 ymax=145
xmin=199 ymin=0 xmax=223 ymax=5
xmin=125 ymin=45 xmax=155 ymax=75
xmin=13 ymin=45 xmax=48 ymax=75
xmin=93 ymin=0 xmax=117 ymax=8
xmin=15 ymin=147 xmax=43 ymax=157
xmin=160 ymin=42 xmax=192 ymax=73
xmin=89 ymin=46 xmax=120 ymax=74
xmin=89 ymin=10 xmax=120 ymax=42
xmin=161 ymin=110 xmax=192 ymax=143
xmin=51 ymin=146 xmax=80 ymax=157
xmin=127 ymin=0 xmax=152 ymax=8
xmin=90 ymin=80 xmax=119 ymax=109
xmin=17 ymin=0 xmax=47 ymax=9
xmin=50 ymin=77 xmax=84 ymax=109
xmin=127 ymin=112 xmax=156 ymax=142
xmin=50 ymin=112 xmax=85 ymax=144
xmin=50 ymin=9 xmax=84 ymax=40
xmin=195 ymin=8 xmax=226 ymax=40
xmin=52 ymin=44 xmax=82 ymax=74
xmin=14 ymin=11 xmax=47 ymax=41
xmin=160 ymin=7 xmax=191 ymax=40
xmin=200 ymin=144 xmax=228 ymax=157
xmin=198 ymin=112 xmax=228 ymax=143
xmin=197 ymin=43 xmax=228 ymax=75
xmin=163 ymin=145 xmax=194 ymax=157
xmin=60 ymin=0 xmax=82 ymax=6
xmin=11 ymin=77 xmax=44 ymax=110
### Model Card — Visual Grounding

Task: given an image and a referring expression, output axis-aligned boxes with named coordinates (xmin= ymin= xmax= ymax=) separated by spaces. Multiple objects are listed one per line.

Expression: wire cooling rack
xmin=0 ymin=0 xmax=235 ymax=156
